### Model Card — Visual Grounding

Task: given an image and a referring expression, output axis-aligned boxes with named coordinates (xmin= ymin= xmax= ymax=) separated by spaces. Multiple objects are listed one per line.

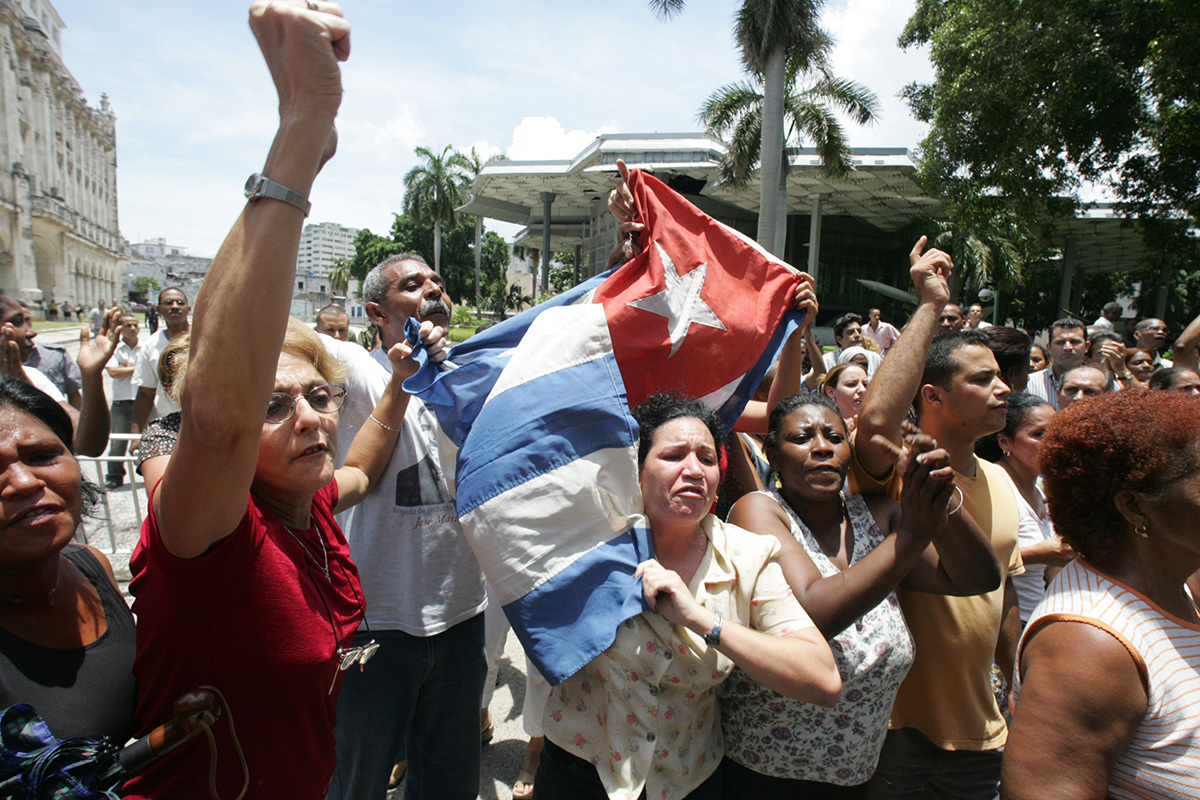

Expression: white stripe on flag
xmin=461 ymin=445 xmax=645 ymax=606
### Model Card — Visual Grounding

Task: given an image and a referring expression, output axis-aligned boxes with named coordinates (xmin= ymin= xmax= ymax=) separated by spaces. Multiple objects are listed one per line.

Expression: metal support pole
xmin=574 ymin=244 xmax=582 ymax=288
xmin=806 ymin=194 xmax=823 ymax=287
xmin=1058 ymin=237 xmax=1076 ymax=316
xmin=540 ymin=192 xmax=555 ymax=296
xmin=1155 ymin=257 xmax=1172 ymax=319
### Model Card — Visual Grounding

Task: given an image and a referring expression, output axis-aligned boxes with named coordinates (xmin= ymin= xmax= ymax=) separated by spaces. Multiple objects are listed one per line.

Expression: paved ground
xmin=40 ymin=323 xmax=535 ymax=800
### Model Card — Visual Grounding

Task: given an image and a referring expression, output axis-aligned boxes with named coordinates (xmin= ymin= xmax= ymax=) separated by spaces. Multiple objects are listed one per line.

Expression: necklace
xmin=284 ymin=524 xmax=330 ymax=581
xmin=0 ymin=561 xmax=63 ymax=605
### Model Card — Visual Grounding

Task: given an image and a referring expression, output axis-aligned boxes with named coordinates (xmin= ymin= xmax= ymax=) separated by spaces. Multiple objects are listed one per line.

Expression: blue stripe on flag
xmin=456 ymin=352 xmax=636 ymax=516
xmin=712 ymin=310 xmax=803 ymax=428
xmin=504 ymin=526 xmax=653 ymax=685
xmin=402 ymin=269 xmax=614 ymax=446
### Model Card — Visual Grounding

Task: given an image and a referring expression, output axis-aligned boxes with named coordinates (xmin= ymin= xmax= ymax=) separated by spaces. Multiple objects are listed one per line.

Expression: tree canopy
xmin=346 ymin=213 xmax=509 ymax=307
xmin=901 ymin=0 xmax=1200 ymax=254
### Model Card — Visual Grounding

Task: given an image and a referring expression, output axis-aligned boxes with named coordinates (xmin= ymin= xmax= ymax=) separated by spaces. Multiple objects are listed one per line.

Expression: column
xmin=540 ymin=192 xmax=555 ymax=295
xmin=806 ymin=193 xmax=823 ymax=288
xmin=1058 ymin=237 xmax=1075 ymax=316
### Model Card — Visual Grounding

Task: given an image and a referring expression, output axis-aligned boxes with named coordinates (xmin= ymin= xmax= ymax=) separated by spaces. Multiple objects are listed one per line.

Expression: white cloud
xmin=824 ymin=0 xmax=934 ymax=150
xmin=507 ymin=117 xmax=621 ymax=161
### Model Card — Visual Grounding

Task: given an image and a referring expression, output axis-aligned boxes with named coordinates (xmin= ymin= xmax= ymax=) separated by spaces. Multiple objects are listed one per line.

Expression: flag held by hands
xmin=405 ymin=169 xmax=804 ymax=684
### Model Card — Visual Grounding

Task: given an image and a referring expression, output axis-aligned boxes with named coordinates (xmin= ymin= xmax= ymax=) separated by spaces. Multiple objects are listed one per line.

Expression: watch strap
xmin=245 ymin=173 xmax=311 ymax=216
xmin=703 ymin=610 xmax=723 ymax=647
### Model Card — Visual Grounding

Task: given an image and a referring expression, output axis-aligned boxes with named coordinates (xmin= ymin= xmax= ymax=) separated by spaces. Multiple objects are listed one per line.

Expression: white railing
xmin=76 ymin=433 xmax=143 ymax=554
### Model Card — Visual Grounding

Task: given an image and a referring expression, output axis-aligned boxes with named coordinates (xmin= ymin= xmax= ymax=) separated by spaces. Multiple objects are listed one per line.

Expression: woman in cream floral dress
xmin=536 ymin=394 xmax=842 ymax=800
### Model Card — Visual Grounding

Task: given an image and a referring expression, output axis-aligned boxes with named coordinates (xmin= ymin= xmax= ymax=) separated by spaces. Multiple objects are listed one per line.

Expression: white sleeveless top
xmin=1016 ymin=558 xmax=1200 ymax=799
xmin=719 ymin=490 xmax=915 ymax=786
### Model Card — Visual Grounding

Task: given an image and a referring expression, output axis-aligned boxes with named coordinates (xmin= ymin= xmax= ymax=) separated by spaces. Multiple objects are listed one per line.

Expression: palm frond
xmin=648 ymin=0 xmax=686 ymax=20
xmin=697 ymin=81 xmax=762 ymax=133
xmin=806 ymin=75 xmax=880 ymax=126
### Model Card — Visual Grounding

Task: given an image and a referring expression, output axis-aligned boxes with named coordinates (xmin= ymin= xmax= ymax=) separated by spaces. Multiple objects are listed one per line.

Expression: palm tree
xmin=403 ymin=145 xmax=471 ymax=273
xmin=328 ymin=258 xmax=351 ymax=298
xmin=699 ymin=55 xmax=879 ymax=254
xmin=652 ymin=0 xmax=838 ymax=256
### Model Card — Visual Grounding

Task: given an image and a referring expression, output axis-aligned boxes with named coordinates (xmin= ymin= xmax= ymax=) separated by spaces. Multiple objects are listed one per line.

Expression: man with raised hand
xmin=1027 ymin=318 xmax=1086 ymax=409
xmin=850 ymin=239 xmax=1020 ymax=800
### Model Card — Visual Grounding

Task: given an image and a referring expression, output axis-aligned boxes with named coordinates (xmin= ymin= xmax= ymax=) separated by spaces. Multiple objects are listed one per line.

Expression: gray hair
xmin=362 ymin=253 xmax=430 ymax=306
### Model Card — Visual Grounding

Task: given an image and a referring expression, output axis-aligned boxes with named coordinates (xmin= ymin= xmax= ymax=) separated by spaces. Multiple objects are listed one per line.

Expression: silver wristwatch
xmin=244 ymin=173 xmax=310 ymax=216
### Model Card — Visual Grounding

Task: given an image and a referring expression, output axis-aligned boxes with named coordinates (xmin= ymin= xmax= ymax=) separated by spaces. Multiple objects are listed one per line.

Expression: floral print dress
xmin=719 ymin=490 xmax=915 ymax=786
xmin=543 ymin=515 xmax=815 ymax=800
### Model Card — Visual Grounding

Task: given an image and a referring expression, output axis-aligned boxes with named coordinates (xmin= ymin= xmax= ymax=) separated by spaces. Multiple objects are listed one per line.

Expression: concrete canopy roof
xmin=461 ymin=132 xmax=1152 ymax=273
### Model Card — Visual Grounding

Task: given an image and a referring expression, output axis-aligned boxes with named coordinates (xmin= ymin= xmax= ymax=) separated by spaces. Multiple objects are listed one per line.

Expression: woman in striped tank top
xmin=1003 ymin=389 xmax=1200 ymax=800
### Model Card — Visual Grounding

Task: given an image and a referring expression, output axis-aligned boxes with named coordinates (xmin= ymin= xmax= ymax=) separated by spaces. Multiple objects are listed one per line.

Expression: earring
xmin=1003 ymin=450 xmax=1011 ymax=458
xmin=1135 ymin=524 xmax=1149 ymax=539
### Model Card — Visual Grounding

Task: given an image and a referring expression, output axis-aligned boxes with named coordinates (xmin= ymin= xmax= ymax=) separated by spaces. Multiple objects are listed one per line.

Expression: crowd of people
xmin=0 ymin=2 xmax=1198 ymax=799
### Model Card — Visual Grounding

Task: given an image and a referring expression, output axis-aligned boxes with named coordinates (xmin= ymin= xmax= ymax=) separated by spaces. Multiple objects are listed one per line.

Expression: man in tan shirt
xmin=852 ymin=240 xmax=1023 ymax=800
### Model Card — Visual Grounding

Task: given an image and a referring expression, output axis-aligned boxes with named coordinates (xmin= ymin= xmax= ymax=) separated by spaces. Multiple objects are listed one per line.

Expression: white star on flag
xmin=627 ymin=241 xmax=727 ymax=357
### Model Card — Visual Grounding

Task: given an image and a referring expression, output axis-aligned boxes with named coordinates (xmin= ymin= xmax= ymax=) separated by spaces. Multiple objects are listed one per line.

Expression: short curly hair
xmin=1038 ymin=389 xmax=1200 ymax=565
xmin=631 ymin=392 xmax=724 ymax=469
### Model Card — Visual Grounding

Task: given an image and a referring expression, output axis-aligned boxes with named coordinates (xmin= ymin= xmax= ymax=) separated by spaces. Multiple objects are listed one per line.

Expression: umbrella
xmin=0 ymin=688 xmax=224 ymax=800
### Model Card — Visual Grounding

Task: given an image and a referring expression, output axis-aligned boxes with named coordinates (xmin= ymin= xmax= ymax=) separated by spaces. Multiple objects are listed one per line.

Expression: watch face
xmin=245 ymin=173 xmax=261 ymax=194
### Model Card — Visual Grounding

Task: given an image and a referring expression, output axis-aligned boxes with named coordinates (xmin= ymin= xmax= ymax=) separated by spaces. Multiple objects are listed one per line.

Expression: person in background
xmin=1092 ymin=301 xmax=1122 ymax=330
xmin=131 ymin=287 xmax=191 ymax=437
xmin=864 ymin=307 xmax=901 ymax=353
xmin=0 ymin=293 xmax=83 ymax=409
xmin=315 ymin=304 xmax=351 ymax=341
xmin=1123 ymin=348 xmax=1155 ymax=387
xmin=937 ymin=303 xmax=965 ymax=332
xmin=823 ymin=313 xmax=883 ymax=378
xmin=1147 ymin=366 xmax=1200 ymax=394
xmin=984 ymin=327 xmax=1033 ymax=393
xmin=1133 ymin=318 xmax=1172 ymax=367
xmin=1083 ymin=330 xmax=1131 ymax=387
xmin=821 ymin=362 xmax=869 ymax=430
xmin=1056 ymin=365 xmax=1109 ymax=409
xmin=1003 ymin=390 xmax=1200 ymax=800
xmin=976 ymin=393 xmax=1074 ymax=625
xmin=145 ymin=302 xmax=158 ymax=335
xmin=1027 ymin=319 xmax=1086 ymax=409
xmin=966 ymin=303 xmax=992 ymax=330
xmin=104 ymin=314 xmax=142 ymax=490
xmin=1028 ymin=343 xmax=1047 ymax=374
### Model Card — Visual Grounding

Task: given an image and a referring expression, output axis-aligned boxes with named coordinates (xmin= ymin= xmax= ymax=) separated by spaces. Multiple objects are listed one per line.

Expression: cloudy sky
xmin=56 ymin=0 xmax=933 ymax=257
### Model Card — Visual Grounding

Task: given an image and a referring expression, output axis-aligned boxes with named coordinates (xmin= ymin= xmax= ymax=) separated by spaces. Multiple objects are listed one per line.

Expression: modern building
xmin=461 ymin=133 xmax=1149 ymax=322
xmin=0 ymin=0 xmax=123 ymax=312
xmin=130 ymin=237 xmax=187 ymax=260
xmin=297 ymin=221 xmax=359 ymax=277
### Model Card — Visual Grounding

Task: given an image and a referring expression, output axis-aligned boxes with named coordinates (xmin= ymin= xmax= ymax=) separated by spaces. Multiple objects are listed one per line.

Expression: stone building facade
xmin=0 ymin=0 xmax=122 ymax=314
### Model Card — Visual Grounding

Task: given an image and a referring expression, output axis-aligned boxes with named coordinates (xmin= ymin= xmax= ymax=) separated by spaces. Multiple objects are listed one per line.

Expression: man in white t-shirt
xmin=823 ymin=312 xmax=883 ymax=377
xmin=327 ymin=254 xmax=487 ymax=800
xmin=131 ymin=288 xmax=190 ymax=434
xmin=1092 ymin=301 xmax=1121 ymax=330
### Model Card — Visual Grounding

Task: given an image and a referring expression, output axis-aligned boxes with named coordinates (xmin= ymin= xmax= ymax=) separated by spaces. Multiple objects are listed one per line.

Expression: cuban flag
xmin=404 ymin=169 xmax=805 ymax=684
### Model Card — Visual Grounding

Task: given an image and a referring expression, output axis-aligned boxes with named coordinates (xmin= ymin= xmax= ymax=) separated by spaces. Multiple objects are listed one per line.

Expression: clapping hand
xmin=897 ymin=432 xmax=957 ymax=543
xmin=0 ymin=323 xmax=27 ymax=383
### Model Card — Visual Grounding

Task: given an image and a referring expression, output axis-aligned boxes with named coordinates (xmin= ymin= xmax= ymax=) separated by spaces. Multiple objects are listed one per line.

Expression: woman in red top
xmin=123 ymin=4 xmax=442 ymax=798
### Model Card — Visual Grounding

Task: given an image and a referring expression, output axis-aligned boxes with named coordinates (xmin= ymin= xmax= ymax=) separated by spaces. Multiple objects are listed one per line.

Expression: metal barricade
xmin=76 ymin=433 xmax=143 ymax=555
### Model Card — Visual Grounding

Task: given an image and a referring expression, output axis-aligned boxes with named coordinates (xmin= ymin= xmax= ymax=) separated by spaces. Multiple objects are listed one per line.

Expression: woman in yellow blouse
xmin=535 ymin=393 xmax=841 ymax=800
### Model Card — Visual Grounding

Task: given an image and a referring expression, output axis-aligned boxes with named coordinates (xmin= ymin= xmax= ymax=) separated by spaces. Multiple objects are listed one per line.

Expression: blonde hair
xmin=281 ymin=316 xmax=348 ymax=386
xmin=163 ymin=318 xmax=348 ymax=406
xmin=159 ymin=333 xmax=191 ymax=405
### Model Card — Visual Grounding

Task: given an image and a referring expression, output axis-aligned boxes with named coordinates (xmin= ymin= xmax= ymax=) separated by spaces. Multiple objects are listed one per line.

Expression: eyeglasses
xmin=330 ymin=639 xmax=379 ymax=694
xmin=265 ymin=384 xmax=346 ymax=424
